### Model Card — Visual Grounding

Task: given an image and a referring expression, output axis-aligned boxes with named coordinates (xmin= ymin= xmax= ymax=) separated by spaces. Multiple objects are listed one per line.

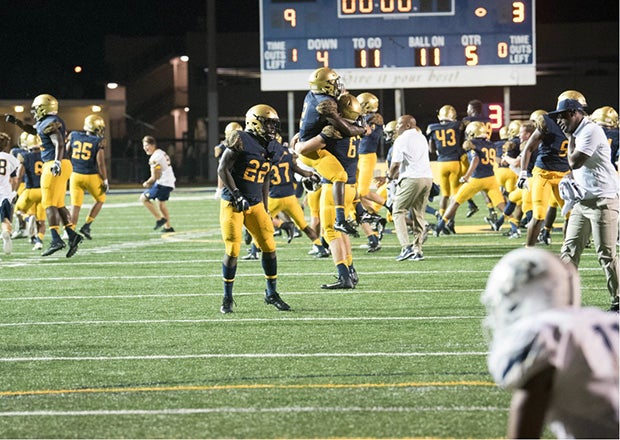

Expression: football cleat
xmin=484 ymin=216 xmax=500 ymax=232
xmin=79 ymin=224 xmax=92 ymax=240
xmin=359 ymin=211 xmax=383 ymax=224
xmin=241 ymin=251 xmax=259 ymax=260
xmin=2 ymin=231 xmax=12 ymax=255
xmin=465 ymin=205 xmax=479 ymax=218
xmin=374 ymin=217 xmax=387 ymax=241
xmin=314 ymin=245 xmax=331 ymax=258
xmin=264 ymin=291 xmax=291 ymax=311
xmin=220 ymin=297 xmax=235 ymax=314
xmin=280 ymin=221 xmax=295 ymax=243
xmin=154 ymin=218 xmax=167 ymax=230
xmin=446 ymin=220 xmax=456 ymax=235
xmin=41 ymin=240 xmax=66 ymax=257
xmin=367 ymin=241 xmax=381 ymax=253
xmin=321 ymin=276 xmax=355 ymax=289
xmin=162 ymin=227 xmax=175 ymax=233
xmin=349 ymin=267 xmax=359 ymax=286
xmin=334 ymin=220 xmax=359 ymax=237
xmin=11 ymin=229 xmax=26 ymax=239
xmin=508 ymin=230 xmax=522 ymax=239
xmin=66 ymin=234 xmax=83 ymax=258
xmin=32 ymin=241 xmax=43 ymax=251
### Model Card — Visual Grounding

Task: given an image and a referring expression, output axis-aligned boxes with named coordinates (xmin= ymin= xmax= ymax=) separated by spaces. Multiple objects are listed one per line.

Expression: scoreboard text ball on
xmin=260 ymin=0 xmax=536 ymax=91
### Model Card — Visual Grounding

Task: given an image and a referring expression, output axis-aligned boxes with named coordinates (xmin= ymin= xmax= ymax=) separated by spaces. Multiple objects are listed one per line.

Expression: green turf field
xmin=0 ymin=188 xmax=610 ymax=438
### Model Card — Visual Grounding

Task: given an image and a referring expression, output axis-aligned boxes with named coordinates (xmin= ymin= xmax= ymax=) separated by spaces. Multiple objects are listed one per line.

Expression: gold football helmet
xmin=557 ymin=90 xmax=587 ymax=107
xmin=224 ymin=122 xmax=243 ymax=137
xmin=19 ymin=131 xmax=29 ymax=148
xmin=498 ymin=126 xmax=509 ymax=140
xmin=83 ymin=114 xmax=105 ymax=137
xmin=26 ymin=134 xmax=42 ymax=150
xmin=337 ymin=93 xmax=362 ymax=121
xmin=529 ymin=109 xmax=547 ymax=121
xmin=383 ymin=120 xmax=397 ymax=143
xmin=31 ymin=94 xmax=58 ymax=121
xmin=590 ymin=106 xmax=618 ymax=128
xmin=465 ymin=121 xmax=488 ymax=140
xmin=308 ymin=67 xmax=344 ymax=97
xmin=507 ymin=120 xmax=522 ymax=139
xmin=438 ymin=104 xmax=457 ymax=122
xmin=356 ymin=92 xmax=379 ymax=114
xmin=245 ymin=104 xmax=280 ymax=142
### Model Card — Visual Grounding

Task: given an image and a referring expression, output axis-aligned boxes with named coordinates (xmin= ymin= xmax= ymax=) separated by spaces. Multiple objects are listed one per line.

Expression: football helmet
xmin=83 ymin=114 xmax=105 ymax=137
xmin=356 ymin=92 xmax=379 ymax=114
xmin=498 ymin=126 xmax=509 ymax=140
xmin=507 ymin=120 xmax=522 ymax=139
xmin=437 ymin=104 xmax=457 ymax=122
xmin=308 ymin=67 xmax=344 ymax=98
xmin=481 ymin=248 xmax=581 ymax=336
xmin=557 ymin=90 xmax=587 ymax=107
xmin=19 ymin=131 xmax=29 ymax=148
xmin=529 ymin=109 xmax=547 ymax=121
xmin=26 ymin=134 xmax=42 ymax=150
xmin=31 ymin=94 xmax=58 ymax=121
xmin=245 ymin=104 xmax=280 ymax=142
xmin=224 ymin=121 xmax=242 ymax=137
xmin=383 ymin=120 xmax=397 ymax=143
xmin=590 ymin=106 xmax=618 ymax=128
xmin=465 ymin=121 xmax=488 ymax=140
xmin=337 ymin=93 xmax=362 ymax=121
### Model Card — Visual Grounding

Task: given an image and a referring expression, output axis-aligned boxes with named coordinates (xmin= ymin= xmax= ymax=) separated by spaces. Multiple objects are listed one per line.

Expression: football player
xmin=482 ymin=247 xmax=618 ymax=439
xmin=435 ymin=122 xmax=506 ymax=236
xmin=13 ymin=134 xmax=46 ymax=250
xmin=217 ymin=104 xmax=291 ymax=313
xmin=296 ymin=67 xmax=368 ymax=237
xmin=5 ymin=94 xmax=83 ymax=257
xmin=214 ymin=121 xmax=243 ymax=199
xmin=426 ymin=104 xmax=465 ymax=219
xmin=590 ymin=105 xmax=619 ymax=170
xmin=10 ymin=132 xmax=29 ymax=238
xmin=292 ymin=94 xmax=363 ymax=289
xmin=68 ymin=114 xmax=109 ymax=240
xmin=140 ymin=136 xmax=176 ymax=233
xmin=518 ymin=90 xmax=578 ymax=247
xmin=0 ymin=132 xmax=20 ymax=255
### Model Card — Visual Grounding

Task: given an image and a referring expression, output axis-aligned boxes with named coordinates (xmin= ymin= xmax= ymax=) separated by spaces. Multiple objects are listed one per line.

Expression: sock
xmin=222 ymin=264 xmax=237 ymax=300
xmin=495 ymin=215 xmax=505 ymax=229
xmin=504 ymin=201 xmax=516 ymax=217
xmin=50 ymin=226 xmax=61 ymax=242
xmin=467 ymin=199 xmax=477 ymax=209
xmin=86 ymin=216 xmax=95 ymax=225
xmin=262 ymin=255 xmax=278 ymax=295
xmin=336 ymin=261 xmax=351 ymax=281
xmin=335 ymin=206 xmax=346 ymax=223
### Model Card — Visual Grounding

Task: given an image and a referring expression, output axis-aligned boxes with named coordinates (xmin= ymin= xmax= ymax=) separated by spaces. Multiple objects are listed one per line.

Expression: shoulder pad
xmin=226 ymin=130 xmax=243 ymax=151
xmin=463 ymin=140 xmax=476 ymax=151
xmin=321 ymin=125 xmax=343 ymax=140
xmin=17 ymin=152 xmax=25 ymax=163
xmin=316 ymin=98 xmax=338 ymax=116
xmin=42 ymin=120 xmax=62 ymax=135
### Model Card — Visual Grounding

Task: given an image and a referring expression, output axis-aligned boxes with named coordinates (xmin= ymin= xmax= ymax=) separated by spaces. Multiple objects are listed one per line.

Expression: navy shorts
xmin=144 ymin=183 xmax=174 ymax=201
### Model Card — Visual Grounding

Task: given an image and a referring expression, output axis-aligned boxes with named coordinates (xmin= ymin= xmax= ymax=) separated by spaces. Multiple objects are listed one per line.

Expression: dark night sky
xmin=0 ymin=0 xmax=617 ymax=99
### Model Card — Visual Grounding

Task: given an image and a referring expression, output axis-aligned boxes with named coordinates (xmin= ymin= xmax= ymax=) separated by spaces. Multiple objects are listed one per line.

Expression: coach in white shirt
xmin=551 ymin=98 xmax=619 ymax=311
xmin=387 ymin=115 xmax=433 ymax=262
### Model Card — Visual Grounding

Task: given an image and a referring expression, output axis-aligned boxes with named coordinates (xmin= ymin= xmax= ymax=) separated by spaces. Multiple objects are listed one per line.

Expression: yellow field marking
xmin=1 ymin=380 xmax=495 ymax=397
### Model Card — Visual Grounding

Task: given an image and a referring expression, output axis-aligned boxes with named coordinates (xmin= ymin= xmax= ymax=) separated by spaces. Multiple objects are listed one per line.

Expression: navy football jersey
xmin=221 ymin=131 xmax=274 ymax=206
xmin=299 ymin=91 xmax=335 ymax=142
xmin=427 ymin=120 xmax=465 ymax=162
xmin=468 ymin=138 xmax=496 ymax=179
xmin=602 ymin=126 xmax=619 ymax=170
xmin=358 ymin=113 xmax=383 ymax=154
xmin=323 ymin=136 xmax=359 ymax=185
xmin=535 ymin=114 xmax=569 ymax=172
xmin=21 ymin=150 xmax=43 ymax=188
xmin=68 ymin=131 xmax=104 ymax=174
xmin=269 ymin=146 xmax=296 ymax=199
xmin=35 ymin=114 xmax=66 ymax=162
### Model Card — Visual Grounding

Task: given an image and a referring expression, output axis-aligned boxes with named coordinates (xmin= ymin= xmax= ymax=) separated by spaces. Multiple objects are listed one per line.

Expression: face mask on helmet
xmin=383 ymin=121 xmax=397 ymax=142
xmin=481 ymin=248 xmax=581 ymax=338
xmin=31 ymin=94 xmax=59 ymax=121
xmin=308 ymin=67 xmax=344 ymax=98
xmin=245 ymin=104 xmax=280 ymax=142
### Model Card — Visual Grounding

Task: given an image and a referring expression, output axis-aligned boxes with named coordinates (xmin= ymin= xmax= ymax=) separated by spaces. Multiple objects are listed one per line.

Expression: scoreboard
xmin=260 ymin=0 xmax=536 ymax=91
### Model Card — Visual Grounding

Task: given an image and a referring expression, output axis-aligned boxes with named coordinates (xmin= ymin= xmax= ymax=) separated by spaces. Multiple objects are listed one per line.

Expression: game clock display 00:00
xmin=260 ymin=0 xmax=536 ymax=90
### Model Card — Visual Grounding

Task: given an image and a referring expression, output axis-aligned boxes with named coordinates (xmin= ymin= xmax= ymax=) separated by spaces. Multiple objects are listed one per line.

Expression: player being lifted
xmin=295 ymin=67 xmax=369 ymax=237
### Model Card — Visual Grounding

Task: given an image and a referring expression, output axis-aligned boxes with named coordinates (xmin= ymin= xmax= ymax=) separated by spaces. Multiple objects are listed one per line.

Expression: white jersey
xmin=488 ymin=307 xmax=619 ymax=439
xmin=150 ymin=149 xmax=176 ymax=188
xmin=0 ymin=151 xmax=20 ymax=201
xmin=391 ymin=128 xmax=433 ymax=181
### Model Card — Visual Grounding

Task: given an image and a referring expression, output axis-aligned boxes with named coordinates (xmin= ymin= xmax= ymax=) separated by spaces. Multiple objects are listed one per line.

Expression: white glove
xmin=516 ymin=170 xmax=528 ymax=189
xmin=50 ymin=160 xmax=62 ymax=176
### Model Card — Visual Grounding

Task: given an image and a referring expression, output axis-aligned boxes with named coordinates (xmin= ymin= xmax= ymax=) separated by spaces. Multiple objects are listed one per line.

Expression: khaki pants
xmin=392 ymin=177 xmax=433 ymax=253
